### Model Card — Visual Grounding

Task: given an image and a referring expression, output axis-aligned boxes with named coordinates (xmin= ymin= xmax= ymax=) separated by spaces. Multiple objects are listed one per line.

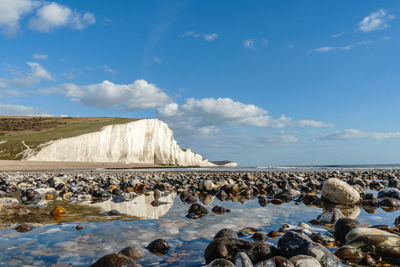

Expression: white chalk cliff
xmin=26 ymin=119 xmax=216 ymax=166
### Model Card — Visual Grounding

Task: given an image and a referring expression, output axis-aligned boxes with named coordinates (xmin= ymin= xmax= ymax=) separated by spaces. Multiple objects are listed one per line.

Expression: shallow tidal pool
xmin=0 ymin=193 xmax=399 ymax=266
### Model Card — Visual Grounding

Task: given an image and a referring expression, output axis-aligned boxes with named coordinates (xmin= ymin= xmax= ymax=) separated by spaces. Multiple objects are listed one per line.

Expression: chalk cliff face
xmin=26 ymin=119 xmax=216 ymax=167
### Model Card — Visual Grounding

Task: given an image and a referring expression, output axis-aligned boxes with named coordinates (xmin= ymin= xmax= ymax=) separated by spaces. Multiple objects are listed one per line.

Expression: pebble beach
xmin=1 ymin=168 xmax=400 ymax=266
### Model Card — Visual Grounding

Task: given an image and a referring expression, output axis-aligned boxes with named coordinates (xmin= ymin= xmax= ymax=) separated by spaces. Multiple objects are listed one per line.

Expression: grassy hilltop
xmin=0 ymin=117 xmax=140 ymax=160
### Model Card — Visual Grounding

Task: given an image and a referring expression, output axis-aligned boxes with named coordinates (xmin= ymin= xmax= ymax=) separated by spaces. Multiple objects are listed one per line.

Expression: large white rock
xmin=25 ymin=119 xmax=216 ymax=167
xmin=321 ymin=178 xmax=360 ymax=205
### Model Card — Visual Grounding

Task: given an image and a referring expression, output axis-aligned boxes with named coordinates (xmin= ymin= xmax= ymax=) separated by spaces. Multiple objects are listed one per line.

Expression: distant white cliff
xmin=26 ymin=119 xmax=217 ymax=167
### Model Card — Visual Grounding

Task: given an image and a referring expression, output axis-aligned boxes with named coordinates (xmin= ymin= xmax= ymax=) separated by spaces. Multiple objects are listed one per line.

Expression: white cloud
xmin=243 ymin=39 xmax=256 ymax=50
xmin=203 ymin=33 xmax=218 ymax=42
xmin=181 ymin=31 xmax=219 ymax=42
xmin=382 ymin=36 xmax=391 ymax=41
xmin=26 ymin=62 xmax=53 ymax=80
xmin=157 ymin=97 xmax=331 ymax=135
xmin=0 ymin=0 xmax=39 ymax=37
xmin=46 ymin=79 xmax=170 ymax=110
xmin=29 ymin=2 xmax=95 ymax=32
xmin=0 ymin=103 xmax=46 ymax=116
xmin=358 ymin=9 xmax=395 ymax=32
xmin=33 ymin=53 xmax=48 ymax=59
xmin=0 ymin=62 xmax=53 ymax=88
xmin=243 ymin=38 xmax=269 ymax=50
xmin=153 ymin=57 xmax=162 ymax=64
xmin=331 ymin=32 xmax=345 ymax=38
xmin=313 ymin=41 xmax=371 ymax=53
xmin=318 ymin=129 xmax=400 ymax=140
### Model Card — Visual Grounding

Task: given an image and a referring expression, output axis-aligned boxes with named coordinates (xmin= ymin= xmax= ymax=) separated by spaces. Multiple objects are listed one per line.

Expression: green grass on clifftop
xmin=0 ymin=117 xmax=140 ymax=160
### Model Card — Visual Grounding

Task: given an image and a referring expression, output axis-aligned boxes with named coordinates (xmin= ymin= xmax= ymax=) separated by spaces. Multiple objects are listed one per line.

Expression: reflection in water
xmin=85 ymin=193 xmax=176 ymax=219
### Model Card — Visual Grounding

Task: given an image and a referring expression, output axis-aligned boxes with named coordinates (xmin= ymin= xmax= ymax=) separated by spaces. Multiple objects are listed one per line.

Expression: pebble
xmin=321 ymin=178 xmax=360 ymax=205
xmin=146 ymin=239 xmax=170 ymax=255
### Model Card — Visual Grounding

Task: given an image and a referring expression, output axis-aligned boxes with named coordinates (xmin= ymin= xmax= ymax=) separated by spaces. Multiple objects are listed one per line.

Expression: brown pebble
xmin=268 ymin=230 xmax=280 ymax=238
xmin=271 ymin=199 xmax=283 ymax=204
xmin=51 ymin=206 xmax=66 ymax=218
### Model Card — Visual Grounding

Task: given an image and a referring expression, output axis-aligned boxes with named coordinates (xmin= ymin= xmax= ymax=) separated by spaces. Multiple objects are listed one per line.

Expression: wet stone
xmin=146 ymin=239 xmax=170 ymax=255
xmin=204 ymin=238 xmax=276 ymax=264
xmin=75 ymin=224 xmax=86 ymax=230
xmin=333 ymin=218 xmax=361 ymax=244
xmin=214 ymin=228 xmax=238 ymax=240
xmin=212 ymin=205 xmax=230 ymax=215
xmin=252 ymin=232 xmax=267 ymax=242
xmin=186 ymin=203 xmax=208 ymax=219
xmin=90 ymin=253 xmax=140 ymax=267
xmin=107 ymin=210 xmax=121 ymax=216
xmin=119 ymin=246 xmax=146 ymax=260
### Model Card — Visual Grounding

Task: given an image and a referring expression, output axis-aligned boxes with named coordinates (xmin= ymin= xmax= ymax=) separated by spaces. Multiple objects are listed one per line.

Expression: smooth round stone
xmin=146 ymin=239 xmax=169 ymax=255
xmin=345 ymin=227 xmax=398 ymax=243
xmin=333 ymin=218 xmax=361 ymax=243
xmin=214 ymin=228 xmax=238 ymax=240
xmin=119 ymin=246 xmax=146 ymax=260
xmin=321 ymin=178 xmax=360 ymax=204
xmin=289 ymin=255 xmax=321 ymax=267
xmin=90 ymin=253 xmax=140 ymax=267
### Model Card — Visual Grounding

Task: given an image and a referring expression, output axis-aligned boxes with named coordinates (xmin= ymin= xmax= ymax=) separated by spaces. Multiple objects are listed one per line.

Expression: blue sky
xmin=1 ymin=0 xmax=400 ymax=166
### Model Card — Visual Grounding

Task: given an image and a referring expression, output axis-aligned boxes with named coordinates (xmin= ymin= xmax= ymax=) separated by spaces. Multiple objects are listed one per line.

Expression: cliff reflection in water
xmin=86 ymin=192 xmax=176 ymax=219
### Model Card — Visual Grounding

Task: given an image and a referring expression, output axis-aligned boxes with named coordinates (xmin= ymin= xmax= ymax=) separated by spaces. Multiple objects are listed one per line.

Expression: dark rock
xmin=90 ymin=253 xmax=140 ymax=267
xmin=214 ymin=228 xmax=238 ymax=239
xmin=146 ymin=239 xmax=169 ymax=255
xmin=271 ymin=199 xmax=283 ymax=205
xmin=379 ymin=197 xmax=400 ymax=207
xmin=76 ymin=225 xmax=86 ymax=230
xmin=254 ymin=256 xmax=294 ymax=267
xmin=333 ymin=218 xmax=361 ymax=244
xmin=377 ymin=188 xmax=400 ymax=199
xmin=278 ymin=231 xmax=312 ymax=258
xmin=212 ymin=206 xmax=230 ymax=215
xmin=278 ymin=231 xmax=343 ymax=267
xmin=107 ymin=210 xmax=121 ymax=216
xmin=15 ymin=224 xmax=35 ymax=233
xmin=258 ymin=196 xmax=269 ymax=207
xmin=252 ymin=232 xmax=267 ymax=242
xmin=187 ymin=203 xmax=208 ymax=219
xmin=204 ymin=238 xmax=276 ymax=264
xmin=119 ymin=246 xmax=145 ymax=260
